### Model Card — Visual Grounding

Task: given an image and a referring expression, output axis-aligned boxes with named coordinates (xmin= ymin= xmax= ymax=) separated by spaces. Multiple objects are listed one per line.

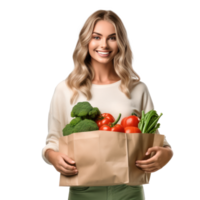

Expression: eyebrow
xmin=92 ymin=32 xmax=116 ymax=36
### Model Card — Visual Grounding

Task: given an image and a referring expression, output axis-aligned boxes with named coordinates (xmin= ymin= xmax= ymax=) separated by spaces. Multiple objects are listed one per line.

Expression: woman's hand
xmin=135 ymin=146 xmax=173 ymax=173
xmin=48 ymin=151 xmax=77 ymax=176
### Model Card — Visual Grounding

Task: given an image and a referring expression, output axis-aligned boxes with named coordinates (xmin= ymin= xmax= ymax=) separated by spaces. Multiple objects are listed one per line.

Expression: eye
xmin=93 ymin=36 xmax=100 ymax=40
xmin=109 ymin=37 xmax=116 ymax=40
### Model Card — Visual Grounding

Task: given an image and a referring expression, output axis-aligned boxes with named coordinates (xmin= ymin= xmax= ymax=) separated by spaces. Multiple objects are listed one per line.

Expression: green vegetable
xmin=63 ymin=101 xmax=100 ymax=136
xmin=138 ymin=109 xmax=163 ymax=134
xmin=63 ymin=119 xmax=99 ymax=136
xmin=138 ymin=110 xmax=145 ymax=131
xmin=71 ymin=102 xmax=101 ymax=119
xmin=69 ymin=117 xmax=82 ymax=126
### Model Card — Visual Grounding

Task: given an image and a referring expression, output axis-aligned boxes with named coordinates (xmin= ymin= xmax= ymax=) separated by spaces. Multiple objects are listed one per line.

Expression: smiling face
xmin=88 ymin=20 xmax=119 ymax=65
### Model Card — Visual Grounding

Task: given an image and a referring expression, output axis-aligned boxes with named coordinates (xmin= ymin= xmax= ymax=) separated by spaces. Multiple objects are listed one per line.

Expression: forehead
xmin=93 ymin=20 xmax=116 ymax=35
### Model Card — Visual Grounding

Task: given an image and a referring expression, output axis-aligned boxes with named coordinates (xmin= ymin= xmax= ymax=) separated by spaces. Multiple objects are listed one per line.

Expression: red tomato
xmin=95 ymin=113 xmax=115 ymax=128
xmin=124 ymin=126 xmax=141 ymax=134
xmin=121 ymin=113 xmax=140 ymax=128
xmin=99 ymin=123 xmax=125 ymax=133
xmin=99 ymin=113 xmax=125 ymax=133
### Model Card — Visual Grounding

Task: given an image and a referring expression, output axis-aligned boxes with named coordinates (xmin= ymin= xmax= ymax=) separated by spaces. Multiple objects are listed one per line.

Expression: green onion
xmin=142 ymin=110 xmax=157 ymax=133
xmin=146 ymin=113 xmax=163 ymax=133
xmin=139 ymin=110 xmax=163 ymax=134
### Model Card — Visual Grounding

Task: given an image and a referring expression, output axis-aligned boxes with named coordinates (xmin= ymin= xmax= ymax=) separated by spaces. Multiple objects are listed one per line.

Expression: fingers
xmin=60 ymin=166 xmax=78 ymax=176
xmin=55 ymin=164 xmax=77 ymax=176
xmin=60 ymin=158 xmax=76 ymax=171
xmin=136 ymin=163 xmax=158 ymax=173
xmin=56 ymin=159 xmax=78 ymax=176
xmin=136 ymin=160 xmax=153 ymax=165
xmin=52 ymin=153 xmax=78 ymax=176
xmin=137 ymin=165 xmax=157 ymax=172
xmin=62 ymin=154 xmax=76 ymax=165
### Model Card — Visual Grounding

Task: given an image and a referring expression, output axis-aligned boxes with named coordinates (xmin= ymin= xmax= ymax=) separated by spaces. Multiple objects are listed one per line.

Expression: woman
xmin=42 ymin=10 xmax=173 ymax=200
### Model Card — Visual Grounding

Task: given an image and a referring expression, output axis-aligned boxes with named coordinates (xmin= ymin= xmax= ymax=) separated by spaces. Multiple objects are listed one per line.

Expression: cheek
xmin=88 ymin=41 xmax=98 ymax=51
xmin=110 ymin=43 xmax=118 ymax=53
xmin=88 ymin=44 xmax=93 ymax=56
xmin=115 ymin=46 xmax=119 ymax=53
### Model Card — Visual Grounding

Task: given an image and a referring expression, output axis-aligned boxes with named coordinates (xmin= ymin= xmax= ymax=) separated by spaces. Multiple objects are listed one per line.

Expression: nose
xmin=101 ymin=38 xmax=108 ymax=48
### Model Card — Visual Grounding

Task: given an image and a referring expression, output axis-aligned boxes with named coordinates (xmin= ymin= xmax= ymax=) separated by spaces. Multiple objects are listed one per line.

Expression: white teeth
xmin=97 ymin=51 xmax=110 ymax=55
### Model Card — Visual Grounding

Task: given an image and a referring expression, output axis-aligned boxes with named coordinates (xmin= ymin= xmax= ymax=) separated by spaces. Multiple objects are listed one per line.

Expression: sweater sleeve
xmin=141 ymin=83 xmax=172 ymax=148
xmin=41 ymin=84 xmax=65 ymax=165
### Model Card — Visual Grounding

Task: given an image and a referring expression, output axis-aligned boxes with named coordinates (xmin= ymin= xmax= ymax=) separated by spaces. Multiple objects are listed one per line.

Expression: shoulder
xmin=54 ymin=79 xmax=67 ymax=91
xmin=54 ymin=79 xmax=71 ymax=94
xmin=130 ymin=80 xmax=149 ymax=94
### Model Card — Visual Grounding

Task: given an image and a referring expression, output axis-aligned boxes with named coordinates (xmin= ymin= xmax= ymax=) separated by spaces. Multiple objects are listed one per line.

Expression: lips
xmin=96 ymin=50 xmax=112 ymax=53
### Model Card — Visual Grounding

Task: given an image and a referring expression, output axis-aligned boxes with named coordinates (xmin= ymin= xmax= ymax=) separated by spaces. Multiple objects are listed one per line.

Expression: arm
xmin=140 ymin=82 xmax=172 ymax=148
xmin=45 ymin=149 xmax=55 ymax=164
xmin=135 ymin=145 xmax=173 ymax=173
xmin=41 ymin=86 xmax=62 ymax=165
xmin=136 ymin=83 xmax=175 ymax=173
xmin=164 ymin=146 xmax=175 ymax=162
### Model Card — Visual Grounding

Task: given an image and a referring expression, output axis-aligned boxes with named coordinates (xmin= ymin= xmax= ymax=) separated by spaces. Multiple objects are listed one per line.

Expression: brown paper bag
xmin=59 ymin=130 xmax=164 ymax=186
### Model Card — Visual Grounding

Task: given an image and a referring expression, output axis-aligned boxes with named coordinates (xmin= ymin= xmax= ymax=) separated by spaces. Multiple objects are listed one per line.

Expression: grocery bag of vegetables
xmin=59 ymin=101 xmax=165 ymax=186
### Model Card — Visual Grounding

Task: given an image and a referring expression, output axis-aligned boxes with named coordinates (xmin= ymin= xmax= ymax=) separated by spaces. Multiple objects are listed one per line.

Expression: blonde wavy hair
xmin=66 ymin=10 xmax=140 ymax=105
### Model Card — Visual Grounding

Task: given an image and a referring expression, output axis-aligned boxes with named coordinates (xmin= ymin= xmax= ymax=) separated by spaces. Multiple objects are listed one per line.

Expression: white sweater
xmin=42 ymin=79 xmax=171 ymax=165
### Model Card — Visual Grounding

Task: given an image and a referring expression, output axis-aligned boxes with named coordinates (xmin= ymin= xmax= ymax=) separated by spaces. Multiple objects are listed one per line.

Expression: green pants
xmin=68 ymin=184 xmax=145 ymax=200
